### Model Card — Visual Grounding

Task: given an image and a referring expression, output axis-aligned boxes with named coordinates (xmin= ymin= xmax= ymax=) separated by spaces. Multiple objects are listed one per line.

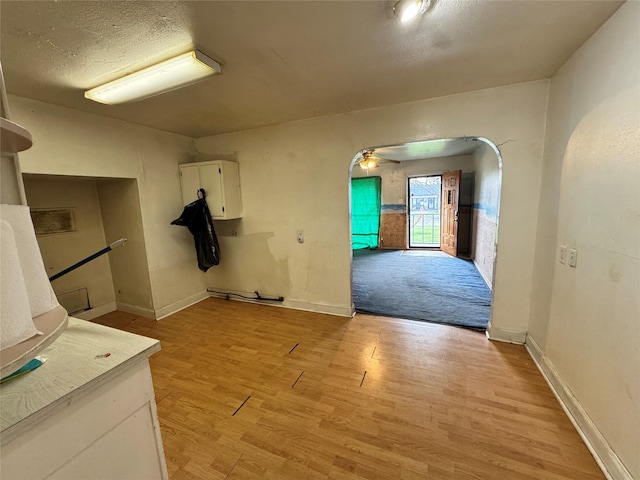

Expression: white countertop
xmin=0 ymin=317 xmax=160 ymax=445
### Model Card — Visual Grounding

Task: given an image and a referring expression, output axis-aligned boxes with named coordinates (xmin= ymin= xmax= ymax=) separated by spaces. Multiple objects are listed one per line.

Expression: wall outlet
xmin=559 ymin=245 xmax=567 ymax=264
xmin=568 ymin=248 xmax=578 ymax=268
xmin=297 ymin=230 xmax=304 ymax=244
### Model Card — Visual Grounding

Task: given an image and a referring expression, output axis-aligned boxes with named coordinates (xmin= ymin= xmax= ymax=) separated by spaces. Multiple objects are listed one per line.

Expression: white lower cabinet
xmin=0 ymin=319 xmax=167 ymax=480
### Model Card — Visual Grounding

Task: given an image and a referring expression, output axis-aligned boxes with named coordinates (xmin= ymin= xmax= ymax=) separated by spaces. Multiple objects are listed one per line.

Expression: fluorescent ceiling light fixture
xmin=394 ymin=0 xmax=430 ymax=22
xmin=84 ymin=50 xmax=221 ymax=105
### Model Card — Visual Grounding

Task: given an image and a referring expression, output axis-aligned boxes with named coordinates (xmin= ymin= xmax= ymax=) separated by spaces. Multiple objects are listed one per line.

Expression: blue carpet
xmin=352 ymin=249 xmax=491 ymax=330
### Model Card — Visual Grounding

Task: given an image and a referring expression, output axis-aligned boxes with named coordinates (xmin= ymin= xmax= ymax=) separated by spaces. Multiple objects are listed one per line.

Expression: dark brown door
xmin=441 ymin=170 xmax=461 ymax=257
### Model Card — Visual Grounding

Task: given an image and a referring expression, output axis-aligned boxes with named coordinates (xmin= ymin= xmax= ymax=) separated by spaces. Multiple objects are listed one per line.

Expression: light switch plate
xmin=559 ymin=245 xmax=567 ymax=264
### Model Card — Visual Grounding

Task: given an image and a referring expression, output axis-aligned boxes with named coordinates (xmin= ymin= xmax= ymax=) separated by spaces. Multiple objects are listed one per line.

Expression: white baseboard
xmin=283 ymin=299 xmax=353 ymax=317
xmin=525 ymin=335 xmax=633 ymax=480
xmin=485 ymin=321 xmax=526 ymax=344
xmin=73 ymin=302 xmax=117 ymax=321
xmin=154 ymin=290 xmax=209 ymax=320
xmin=117 ymin=302 xmax=155 ymax=320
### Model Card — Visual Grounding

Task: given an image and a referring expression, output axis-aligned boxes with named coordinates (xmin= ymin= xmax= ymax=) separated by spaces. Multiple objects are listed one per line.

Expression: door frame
xmin=348 ymin=136 xmax=503 ymax=327
xmin=407 ymin=174 xmax=442 ymax=249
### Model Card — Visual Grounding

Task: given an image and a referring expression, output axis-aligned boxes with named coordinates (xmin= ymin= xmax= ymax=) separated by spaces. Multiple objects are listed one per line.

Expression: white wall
xmin=97 ymin=179 xmax=154 ymax=318
xmin=472 ymin=144 xmax=500 ymax=287
xmin=529 ymin=2 xmax=640 ymax=478
xmin=197 ymin=80 xmax=548 ymax=333
xmin=10 ymin=96 xmax=207 ymax=318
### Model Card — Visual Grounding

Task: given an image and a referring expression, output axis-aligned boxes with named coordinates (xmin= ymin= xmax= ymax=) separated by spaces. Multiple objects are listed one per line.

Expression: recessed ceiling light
xmin=84 ymin=50 xmax=221 ymax=105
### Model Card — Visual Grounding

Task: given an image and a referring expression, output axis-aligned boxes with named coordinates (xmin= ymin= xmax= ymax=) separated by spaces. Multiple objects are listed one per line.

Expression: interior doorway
xmin=349 ymin=137 xmax=502 ymax=330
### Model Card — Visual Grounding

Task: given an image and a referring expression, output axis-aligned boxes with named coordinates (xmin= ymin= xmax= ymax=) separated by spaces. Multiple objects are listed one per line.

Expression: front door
xmin=408 ymin=175 xmax=441 ymax=248
xmin=441 ymin=170 xmax=461 ymax=256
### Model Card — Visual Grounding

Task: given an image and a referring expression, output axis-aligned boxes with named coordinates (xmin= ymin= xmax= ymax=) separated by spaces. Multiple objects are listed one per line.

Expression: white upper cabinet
xmin=179 ymin=160 xmax=242 ymax=219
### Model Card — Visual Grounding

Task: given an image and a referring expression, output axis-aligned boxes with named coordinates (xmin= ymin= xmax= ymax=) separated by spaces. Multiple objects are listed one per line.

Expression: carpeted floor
xmin=352 ymin=249 xmax=491 ymax=330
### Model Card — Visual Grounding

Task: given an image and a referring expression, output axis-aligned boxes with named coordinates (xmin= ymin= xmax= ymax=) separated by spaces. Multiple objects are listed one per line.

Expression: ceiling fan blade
xmin=371 ymin=155 xmax=401 ymax=164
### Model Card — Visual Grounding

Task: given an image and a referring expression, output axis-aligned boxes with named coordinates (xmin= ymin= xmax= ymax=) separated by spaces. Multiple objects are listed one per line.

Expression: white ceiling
xmin=370 ymin=137 xmax=482 ymax=161
xmin=0 ymin=1 xmax=623 ymax=138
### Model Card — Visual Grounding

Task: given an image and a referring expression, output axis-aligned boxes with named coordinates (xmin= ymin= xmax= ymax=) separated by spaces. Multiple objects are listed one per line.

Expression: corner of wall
xmin=485 ymin=321 xmax=526 ymax=344
xmin=154 ymin=290 xmax=210 ymax=320
xmin=116 ymin=303 xmax=156 ymax=320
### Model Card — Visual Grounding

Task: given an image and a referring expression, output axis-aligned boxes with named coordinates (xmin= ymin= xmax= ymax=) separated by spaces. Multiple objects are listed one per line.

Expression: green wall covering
xmin=351 ymin=177 xmax=381 ymax=250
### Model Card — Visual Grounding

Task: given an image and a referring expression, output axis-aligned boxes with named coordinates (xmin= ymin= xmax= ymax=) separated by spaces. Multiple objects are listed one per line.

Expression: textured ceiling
xmin=0 ymin=1 xmax=623 ymax=138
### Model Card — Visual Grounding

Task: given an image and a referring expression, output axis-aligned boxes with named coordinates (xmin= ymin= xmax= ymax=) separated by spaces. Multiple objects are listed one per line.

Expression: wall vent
xmin=30 ymin=208 xmax=76 ymax=235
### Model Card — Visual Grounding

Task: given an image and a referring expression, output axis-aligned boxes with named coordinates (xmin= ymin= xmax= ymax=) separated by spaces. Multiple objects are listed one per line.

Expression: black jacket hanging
xmin=171 ymin=188 xmax=221 ymax=271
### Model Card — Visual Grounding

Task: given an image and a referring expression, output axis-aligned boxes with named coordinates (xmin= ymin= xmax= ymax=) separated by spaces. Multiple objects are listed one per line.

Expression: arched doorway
xmin=349 ymin=137 xmax=502 ymax=330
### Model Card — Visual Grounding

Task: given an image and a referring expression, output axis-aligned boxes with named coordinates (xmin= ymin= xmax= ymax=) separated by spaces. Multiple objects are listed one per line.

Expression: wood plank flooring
xmin=93 ymin=298 xmax=604 ymax=480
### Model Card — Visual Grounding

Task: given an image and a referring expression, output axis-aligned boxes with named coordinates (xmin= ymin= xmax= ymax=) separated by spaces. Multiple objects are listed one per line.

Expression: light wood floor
xmin=93 ymin=298 xmax=604 ymax=480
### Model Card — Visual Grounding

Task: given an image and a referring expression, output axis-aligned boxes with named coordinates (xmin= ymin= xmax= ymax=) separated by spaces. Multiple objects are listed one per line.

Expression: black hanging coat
xmin=171 ymin=189 xmax=221 ymax=271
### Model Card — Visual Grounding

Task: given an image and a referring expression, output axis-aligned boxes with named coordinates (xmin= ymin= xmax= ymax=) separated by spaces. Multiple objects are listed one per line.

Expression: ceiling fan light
xmin=359 ymin=159 xmax=377 ymax=170
xmin=84 ymin=50 xmax=221 ymax=105
xmin=394 ymin=0 xmax=429 ymax=23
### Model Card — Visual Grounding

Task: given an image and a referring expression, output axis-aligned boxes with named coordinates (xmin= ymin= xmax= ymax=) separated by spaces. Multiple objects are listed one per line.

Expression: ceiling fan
xmin=357 ymin=149 xmax=401 ymax=170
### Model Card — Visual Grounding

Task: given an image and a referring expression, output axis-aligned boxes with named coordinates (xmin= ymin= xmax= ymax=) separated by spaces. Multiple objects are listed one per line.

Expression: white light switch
xmin=569 ymin=248 xmax=578 ymax=268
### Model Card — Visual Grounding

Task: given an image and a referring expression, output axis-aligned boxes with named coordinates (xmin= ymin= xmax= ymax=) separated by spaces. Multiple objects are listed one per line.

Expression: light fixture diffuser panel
xmin=85 ymin=50 xmax=221 ymax=105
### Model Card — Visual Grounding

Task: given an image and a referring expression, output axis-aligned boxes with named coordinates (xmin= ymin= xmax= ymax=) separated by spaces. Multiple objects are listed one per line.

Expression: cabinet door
xmin=179 ymin=165 xmax=201 ymax=206
xmin=199 ymin=163 xmax=225 ymax=217
xmin=219 ymin=161 xmax=242 ymax=219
